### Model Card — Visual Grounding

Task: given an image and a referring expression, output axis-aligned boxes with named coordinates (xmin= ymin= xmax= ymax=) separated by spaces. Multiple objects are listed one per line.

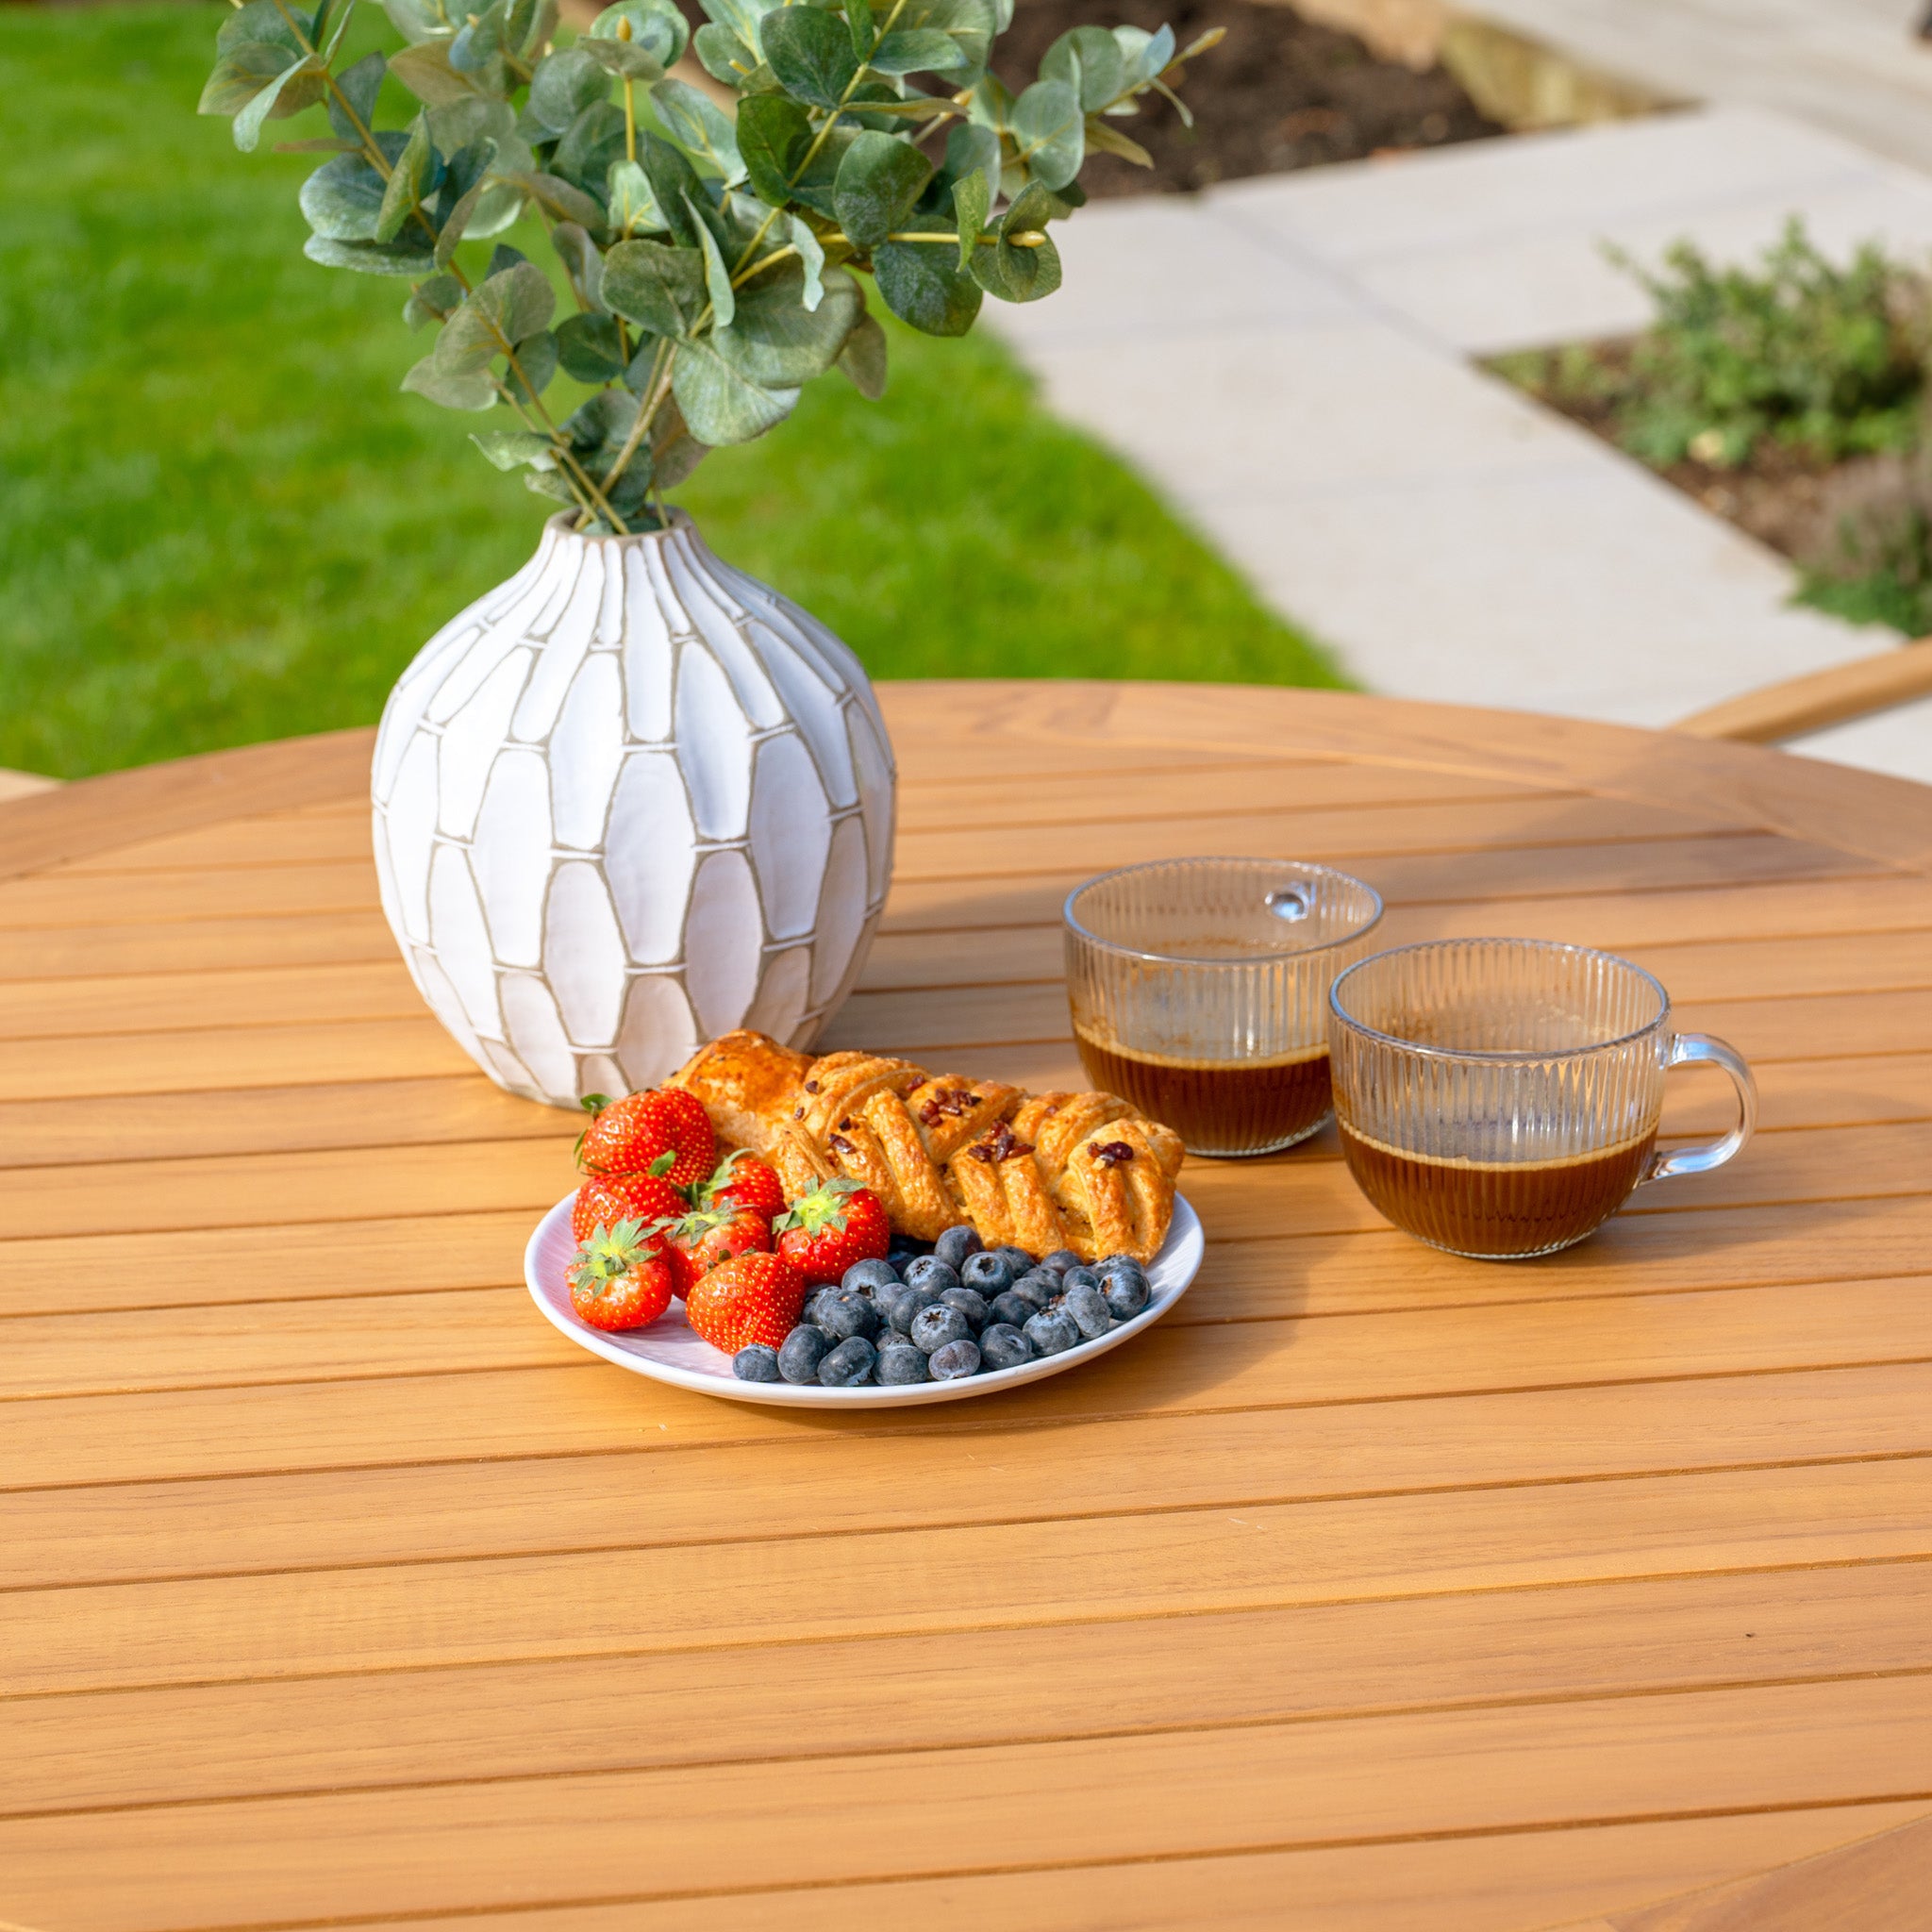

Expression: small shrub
xmin=1603 ymin=218 xmax=1927 ymax=470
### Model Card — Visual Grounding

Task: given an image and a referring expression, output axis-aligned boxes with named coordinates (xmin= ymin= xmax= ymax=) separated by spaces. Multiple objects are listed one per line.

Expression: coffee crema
xmin=1337 ymin=1121 xmax=1658 ymax=1257
xmin=1075 ymin=1032 xmax=1332 ymax=1156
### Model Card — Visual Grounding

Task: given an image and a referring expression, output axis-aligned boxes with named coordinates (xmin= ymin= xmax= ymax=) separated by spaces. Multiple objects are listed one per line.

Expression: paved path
xmin=989 ymin=106 xmax=1932 ymax=779
xmin=1476 ymin=0 xmax=1932 ymax=177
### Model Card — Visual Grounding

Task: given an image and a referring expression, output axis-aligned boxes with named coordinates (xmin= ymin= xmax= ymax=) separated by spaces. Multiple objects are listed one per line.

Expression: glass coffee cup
xmin=1063 ymin=858 xmax=1384 ymax=1157
xmin=1328 ymin=937 xmax=1757 ymax=1259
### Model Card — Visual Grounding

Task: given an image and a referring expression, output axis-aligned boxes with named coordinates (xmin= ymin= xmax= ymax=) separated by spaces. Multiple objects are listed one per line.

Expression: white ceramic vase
xmin=370 ymin=510 xmax=895 ymax=1109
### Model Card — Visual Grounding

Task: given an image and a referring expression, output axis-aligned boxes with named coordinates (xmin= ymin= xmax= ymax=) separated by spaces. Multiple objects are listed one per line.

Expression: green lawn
xmin=0 ymin=3 xmax=1341 ymax=780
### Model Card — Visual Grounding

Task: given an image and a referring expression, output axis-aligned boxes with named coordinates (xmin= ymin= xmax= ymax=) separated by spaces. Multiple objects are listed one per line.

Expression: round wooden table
xmin=4 ymin=682 xmax=1931 ymax=1931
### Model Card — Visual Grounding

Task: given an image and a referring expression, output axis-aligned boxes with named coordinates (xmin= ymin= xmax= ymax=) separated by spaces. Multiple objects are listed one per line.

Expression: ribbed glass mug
xmin=1328 ymin=937 xmax=1757 ymax=1259
xmin=1063 ymin=858 xmax=1384 ymax=1156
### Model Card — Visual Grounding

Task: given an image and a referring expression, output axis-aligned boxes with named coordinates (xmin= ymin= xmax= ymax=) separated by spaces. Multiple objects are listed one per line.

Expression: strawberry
xmin=575 ymin=1088 xmax=715 ymax=1189
xmin=571 ymin=1169 xmax=689 ymax=1244
xmin=566 ymin=1220 xmax=676 ymax=1333
xmin=685 ymin=1250 xmax=807 ymax=1354
xmin=773 ymin=1177 xmax=891 ymax=1287
xmin=658 ymin=1201 xmax=773 ymax=1296
xmin=699 ymin=1149 xmax=786 ymax=1223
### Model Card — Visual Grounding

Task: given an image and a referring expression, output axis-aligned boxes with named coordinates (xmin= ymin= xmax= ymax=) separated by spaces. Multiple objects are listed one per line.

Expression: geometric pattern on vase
xmin=371 ymin=509 xmax=897 ymax=1109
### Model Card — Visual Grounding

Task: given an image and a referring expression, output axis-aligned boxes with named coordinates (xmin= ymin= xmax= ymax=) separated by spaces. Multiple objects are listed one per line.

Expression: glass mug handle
xmin=1641 ymin=1031 xmax=1758 ymax=1184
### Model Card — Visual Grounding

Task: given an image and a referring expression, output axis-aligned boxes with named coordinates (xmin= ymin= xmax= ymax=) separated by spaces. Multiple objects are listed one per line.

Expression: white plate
xmin=524 ymin=1192 xmax=1205 ymax=1408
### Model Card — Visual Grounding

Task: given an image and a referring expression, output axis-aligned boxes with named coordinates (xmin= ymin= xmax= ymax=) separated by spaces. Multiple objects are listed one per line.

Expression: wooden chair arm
xmin=1675 ymin=638 xmax=1932 ymax=742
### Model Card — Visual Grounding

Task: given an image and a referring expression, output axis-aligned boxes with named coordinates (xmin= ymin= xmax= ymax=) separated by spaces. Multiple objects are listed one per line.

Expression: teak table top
xmin=4 ymin=680 xmax=1932 ymax=1932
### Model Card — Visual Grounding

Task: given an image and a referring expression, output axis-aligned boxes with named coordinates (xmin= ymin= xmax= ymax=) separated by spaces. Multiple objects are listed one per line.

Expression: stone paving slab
xmin=989 ymin=106 xmax=1931 ymax=781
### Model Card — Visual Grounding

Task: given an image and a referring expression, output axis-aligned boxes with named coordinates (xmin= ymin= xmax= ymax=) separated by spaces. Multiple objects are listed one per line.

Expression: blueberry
xmin=817 ymin=1288 xmax=881 ymax=1342
xmin=1008 ymin=1273 xmax=1057 ymax=1313
xmin=909 ymin=1304 xmax=970 ymax=1355
xmin=933 ymin=1224 xmax=984 ymax=1269
xmin=1037 ymin=1249 xmax=1082 ymax=1278
xmin=985 ymin=1291 xmax=1032 ymax=1328
xmin=1024 ymin=1308 xmax=1082 ymax=1357
xmin=938 ymin=1286 xmax=989 ymax=1333
xmin=777 ymin=1324 xmax=833 ymax=1384
xmin=996 ymin=1244 xmax=1035 ymax=1274
xmin=842 ymin=1257 xmax=900 ymax=1295
xmin=959 ymin=1250 xmax=1015 ymax=1294
xmin=901 ymin=1255 xmax=960 ymax=1295
xmin=818 ymin=1335 xmax=877 ymax=1386
xmin=890 ymin=1285 xmax=939 ymax=1335
xmin=979 ymin=1322 xmax=1037 ymax=1371
xmin=732 ymin=1343 xmax=782 ymax=1382
xmin=876 ymin=1340 xmax=929 ymax=1385
xmin=1102 ymin=1271 xmax=1151 ymax=1321
xmin=1061 ymin=1280 xmax=1112 ymax=1340
xmin=1060 ymin=1265 xmax=1104 ymax=1297
xmin=887 ymin=1242 xmax=929 ymax=1273
xmin=1096 ymin=1253 xmax=1148 ymax=1283
xmin=928 ymin=1337 xmax=982 ymax=1380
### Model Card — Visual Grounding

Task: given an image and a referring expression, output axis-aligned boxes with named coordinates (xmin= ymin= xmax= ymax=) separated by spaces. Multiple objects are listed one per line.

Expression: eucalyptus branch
xmin=598 ymin=339 xmax=676 ymax=505
xmin=730 ymin=0 xmax=912 ymax=279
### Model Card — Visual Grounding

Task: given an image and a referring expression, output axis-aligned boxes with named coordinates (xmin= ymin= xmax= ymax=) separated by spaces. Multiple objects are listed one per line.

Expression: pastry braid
xmin=668 ymin=1030 xmax=1185 ymax=1264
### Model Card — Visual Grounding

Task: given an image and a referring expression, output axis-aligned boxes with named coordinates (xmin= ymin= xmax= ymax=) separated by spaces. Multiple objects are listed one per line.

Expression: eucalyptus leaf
xmin=936 ymin=120 xmax=1000 ymax=196
xmin=651 ymin=396 xmax=710 ymax=487
xmin=525 ymin=468 xmax=581 ymax=505
xmin=867 ymin=28 xmax=966 ymax=75
xmin=836 ymin=308 xmax=887 ymax=397
xmin=686 ymin=194 xmax=737 ymax=327
xmin=951 ymin=166 xmax=990 ymax=270
xmin=306 ymin=234 xmax=438 ymax=275
xmin=578 ymin=36 xmax=666 ymax=81
xmin=552 ymin=102 xmax=628 ymax=200
xmin=437 ymin=259 xmax=557 ymax=370
xmin=486 ymin=242 xmax=529 ymax=278
xmin=884 ymin=0 xmax=996 ymax=77
xmin=433 ymin=165 xmax=496 ymax=266
xmin=471 ymin=428 xmax=558 ymax=470
xmin=448 ymin=0 xmax=508 ymax=77
xmin=973 ymin=177 xmax=1062 ymax=301
xmin=787 ymin=120 xmax=857 ymax=220
xmin=591 ymin=0 xmax=690 ymax=69
xmin=715 ymin=260 xmax=859 ymax=385
xmin=557 ymin=311 xmax=628 ymax=381
xmin=698 ymin=0 xmax=779 ymax=52
xmin=502 ymin=170 xmax=605 ymax=233
xmin=651 ymin=77 xmax=745 ymax=186
xmin=402 ymin=353 xmax=497 ymax=408
xmin=789 ymin=213 xmax=825 ymax=310
xmin=735 ymin=92 xmax=810 ymax=207
xmin=874 ymin=232 xmax=982 ymax=335
xmin=758 ymin=4 xmax=857 ymax=109
xmin=1041 ymin=24 xmax=1124 ymax=111
xmin=328 ymin=50 xmax=387 ymax=141
xmin=1009 ymin=78 xmax=1082 ymax=190
xmin=525 ymin=47 xmax=608 ymax=138
xmin=965 ymin=70 xmax=1012 ymax=131
xmin=692 ymin=23 xmax=758 ymax=86
xmin=673 ymin=337 xmax=799 ymax=444
xmin=1083 ymin=113 xmax=1151 ymax=166
xmin=382 ymin=0 xmax=457 ymax=43
xmin=832 ymin=129 xmax=930 ymax=251
xmin=375 ymin=113 xmax=437 ymax=242
xmin=605 ymin=158 xmax=664 ymax=238
xmin=603 ymin=239 xmax=708 ymax=336
xmin=640 ymin=133 xmax=708 ymax=246
xmin=552 ymin=222 xmax=606 ymax=309
xmin=199 ymin=42 xmax=299 ymax=120
xmin=389 ymin=38 xmax=486 ymax=106
xmin=216 ymin=0 xmax=306 ymax=60
xmin=231 ymin=56 xmax=326 ymax=153
xmin=300 ymin=152 xmax=391 ymax=242
xmin=404 ymin=271 xmax=465 ymax=327
xmin=1111 ymin=22 xmax=1174 ymax=92
xmin=503 ymin=328 xmax=559 ymax=405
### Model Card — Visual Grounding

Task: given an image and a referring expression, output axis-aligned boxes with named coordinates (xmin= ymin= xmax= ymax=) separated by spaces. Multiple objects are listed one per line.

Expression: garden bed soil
xmin=1498 ymin=341 xmax=1928 ymax=634
xmin=994 ymin=0 xmax=1505 ymax=195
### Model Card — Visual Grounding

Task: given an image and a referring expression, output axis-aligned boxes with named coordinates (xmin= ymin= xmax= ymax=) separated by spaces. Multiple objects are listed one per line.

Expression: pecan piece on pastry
xmin=946 ymin=1120 xmax=1070 ymax=1258
xmin=1057 ymin=1118 xmax=1186 ymax=1264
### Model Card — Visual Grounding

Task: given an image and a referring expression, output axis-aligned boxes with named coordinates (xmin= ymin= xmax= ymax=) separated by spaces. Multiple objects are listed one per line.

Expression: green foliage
xmin=1603 ymin=219 xmax=1927 ymax=470
xmin=194 ymin=0 xmax=1222 ymax=532
xmin=0 ymin=4 xmax=1341 ymax=779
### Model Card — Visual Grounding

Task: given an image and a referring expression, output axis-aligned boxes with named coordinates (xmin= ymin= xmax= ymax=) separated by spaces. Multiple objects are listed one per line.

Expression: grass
xmin=0 ymin=3 xmax=1341 ymax=780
